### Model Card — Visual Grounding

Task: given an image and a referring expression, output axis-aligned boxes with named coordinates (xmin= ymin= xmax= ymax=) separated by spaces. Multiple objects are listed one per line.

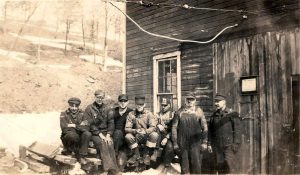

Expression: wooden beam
xmin=54 ymin=155 xmax=77 ymax=165
xmin=22 ymin=157 xmax=51 ymax=173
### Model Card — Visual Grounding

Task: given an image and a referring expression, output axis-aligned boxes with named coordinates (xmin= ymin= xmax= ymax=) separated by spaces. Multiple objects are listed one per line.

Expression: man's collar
xmin=135 ymin=109 xmax=146 ymax=115
xmin=93 ymin=101 xmax=103 ymax=108
xmin=160 ymin=108 xmax=171 ymax=114
xmin=184 ymin=105 xmax=196 ymax=112
xmin=119 ymin=107 xmax=128 ymax=114
xmin=66 ymin=109 xmax=80 ymax=116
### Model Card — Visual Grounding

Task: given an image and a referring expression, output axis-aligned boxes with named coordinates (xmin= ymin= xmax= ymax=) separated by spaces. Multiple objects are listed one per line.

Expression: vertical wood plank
xmin=265 ymin=31 xmax=275 ymax=173
xmin=293 ymin=29 xmax=300 ymax=74
xmin=257 ymin=33 xmax=268 ymax=174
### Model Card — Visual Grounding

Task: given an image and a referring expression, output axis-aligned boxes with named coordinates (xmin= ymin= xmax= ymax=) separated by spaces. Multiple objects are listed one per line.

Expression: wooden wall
xmin=213 ymin=28 xmax=300 ymax=174
xmin=180 ymin=43 xmax=213 ymax=115
xmin=126 ymin=0 xmax=299 ymax=111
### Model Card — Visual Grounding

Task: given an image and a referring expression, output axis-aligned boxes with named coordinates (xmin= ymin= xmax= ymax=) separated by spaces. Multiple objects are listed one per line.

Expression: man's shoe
xmin=127 ymin=155 xmax=139 ymax=165
xmin=79 ymin=157 xmax=88 ymax=165
xmin=150 ymin=150 xmax=158 ymax=162
xmin=143 ymin=154 xmax=151 ymax=165
xmin=61 ymin=149 xmax=72 ymax=156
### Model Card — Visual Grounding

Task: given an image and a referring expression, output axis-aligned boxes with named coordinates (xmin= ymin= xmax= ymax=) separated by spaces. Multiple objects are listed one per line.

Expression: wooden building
xmin=124 ymin=0 xmax=299 ymax=173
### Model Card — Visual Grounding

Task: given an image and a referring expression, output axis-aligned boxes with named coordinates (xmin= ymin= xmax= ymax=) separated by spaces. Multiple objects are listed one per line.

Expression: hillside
xmin=0 ymin=32 xmax=122 ymax=113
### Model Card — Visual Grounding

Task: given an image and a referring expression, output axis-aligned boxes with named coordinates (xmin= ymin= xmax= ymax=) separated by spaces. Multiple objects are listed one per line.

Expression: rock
xmin=68 ymin=162 xmax=86 ymax=175
xmin=0 ymin=152 xmax=15 ymax=167
xmin=14 ymin=158 xmax=28 ymax=173
xmin=87 ymin=77 xmax=95 ymax=83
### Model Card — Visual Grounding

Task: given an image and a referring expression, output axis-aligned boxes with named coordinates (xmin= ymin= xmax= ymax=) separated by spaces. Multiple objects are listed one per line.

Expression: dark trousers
xmin=61 ymin=130 xmax=92 ymax=156
xmin=91 ymin=135 xmax=119 ymax=172
xmin=113 ymin=130 xmax=124 ymax=154
xmin=163 ymin=140 xmax=174 ymax=166
xmin=216 ymin=146 xmax=237 ymax=173
xmin=180 ymin=142 xmax=203 ymax=174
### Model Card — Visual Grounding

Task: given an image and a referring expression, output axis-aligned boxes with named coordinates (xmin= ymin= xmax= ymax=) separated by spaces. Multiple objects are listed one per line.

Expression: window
xmin=153 ymin=51 xmax=181 ymax=113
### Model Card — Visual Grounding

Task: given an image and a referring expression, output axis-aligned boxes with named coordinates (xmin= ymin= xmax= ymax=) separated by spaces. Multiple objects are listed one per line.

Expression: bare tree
xmin=9 ymin=1 xmax=40 ymax=51
xmin=1 ymin=2 xmax=8 ymax=33
xmin=81 ymin=16 xmax=85 ymax=49
xmin=64 ymin=19 xmax=71 ymax=55
xmin=103 ymin=1 xmax=108 ymax=72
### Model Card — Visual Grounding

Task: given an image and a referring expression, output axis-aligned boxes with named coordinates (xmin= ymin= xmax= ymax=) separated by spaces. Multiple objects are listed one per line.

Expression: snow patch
xmin=0 ymin=48 xmax=28 ymax=63
xmin=9 ymin=33 xmax=104 ymax=51
xmin=79 ymin=55 xmax=122 ymax=67
xmin=0 ymin=112 xmax=61 ymax=157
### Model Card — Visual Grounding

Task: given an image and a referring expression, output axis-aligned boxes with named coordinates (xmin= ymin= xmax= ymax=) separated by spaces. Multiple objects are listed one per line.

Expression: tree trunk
xmin=103 ymin=2 xmax=108 ymax=72
xmin=10 ymin=1 xmax=39 ymax=51
xmin=81 ymin=16 xmax=85 ymax=49
xmin=64 ymin=19 xmax=70 ymax=55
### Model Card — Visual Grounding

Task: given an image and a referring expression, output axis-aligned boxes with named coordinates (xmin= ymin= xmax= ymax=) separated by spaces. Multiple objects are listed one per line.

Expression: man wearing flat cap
xmin=111 ymin=94 xmax=133 ymax=171
xmin=84 ymin=90 xmax=119 ymax=174
xmin=124 ymin=95 xmax=159 ymax=169
xmin=60 ymin=97 xmax=91 ymax=164
xmin=171 ymin=91 xmax=208 ymax=174
xmin=208 ymin=93 xmax=242 ymax=173
xmin=154 ymin=97 xmax=175 ymax=171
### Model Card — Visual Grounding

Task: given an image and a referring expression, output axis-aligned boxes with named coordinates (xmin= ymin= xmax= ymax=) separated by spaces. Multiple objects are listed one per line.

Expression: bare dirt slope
xmin=0 ymin=33 xmax=122 ymax=113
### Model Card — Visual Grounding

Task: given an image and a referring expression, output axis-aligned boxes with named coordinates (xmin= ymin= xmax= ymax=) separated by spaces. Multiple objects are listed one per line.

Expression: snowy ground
xmin=0 ymin=112 xmax=61 ymax=157
xmin=8 ymin=33 xmax=123 ymax=68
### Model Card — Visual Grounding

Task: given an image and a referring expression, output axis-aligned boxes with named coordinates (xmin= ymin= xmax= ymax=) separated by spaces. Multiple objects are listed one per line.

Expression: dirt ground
xmin=0 ymin=33 xmax=122 ymax=113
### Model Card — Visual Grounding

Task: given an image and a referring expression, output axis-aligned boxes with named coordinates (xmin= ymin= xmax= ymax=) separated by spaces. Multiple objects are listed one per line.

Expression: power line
xmin=105 ymin=0 xmax=262 ymax=15
xmin=108 ymin=2 xmax=239 ymax=44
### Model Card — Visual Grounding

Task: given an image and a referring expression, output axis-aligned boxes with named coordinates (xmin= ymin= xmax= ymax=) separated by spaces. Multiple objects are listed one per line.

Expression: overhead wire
xmin=105 ymin=0 xmax=263 ymax=15
xmin=108 ymin=1 xmax=239 ymax=44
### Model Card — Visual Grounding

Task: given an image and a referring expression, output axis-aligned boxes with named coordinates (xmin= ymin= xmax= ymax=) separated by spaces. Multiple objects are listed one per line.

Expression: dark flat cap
xmin=94 ymin=90 xmax=105 ymax=97
xmin=185 ymin=91 xmax=196 ymax=99
xmin=118 ymin=94 xmax=128 ymax=101
xmin=135 ymin=96 xmax=145 ymax=105
xmin=68 ymin=97 xmax=81 ymax=105
xmin=215 ymin=93 xmax=226 ymax=101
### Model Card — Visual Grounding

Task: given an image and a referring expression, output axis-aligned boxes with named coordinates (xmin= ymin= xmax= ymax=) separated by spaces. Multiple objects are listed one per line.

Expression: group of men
xmin=59 ymin=89 xmax=242 ymax=174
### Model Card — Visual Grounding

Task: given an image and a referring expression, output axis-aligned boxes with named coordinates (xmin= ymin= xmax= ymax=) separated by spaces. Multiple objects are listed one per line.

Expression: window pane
xmin=166 ymin=76 xmax=171 ymax=93
xmin=171 ymin=59 xmax=177 ymax=73
xmin=165 ymin=60 xmax=171 ymax=74
xmin=158 ymin=77 xmax=164 ymax=93
xmin=157 ymin=57 xmax=178 ymax=110
xmin=158 ymin=61 xmax=164 ymax=77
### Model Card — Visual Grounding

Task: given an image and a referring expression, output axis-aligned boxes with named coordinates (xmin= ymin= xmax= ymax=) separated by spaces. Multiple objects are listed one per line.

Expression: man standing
xmin=124 ymin=96 xmax=159 ymax=168
xmin=60 ymin=97 xmax=91 ymax=164
xmin=155 ymin=97 xmax=175 ymax=172
xmin=112 ymin=94 xmax=133 ymax=171
xmin=172 ymin=92 xmax=208 ymax=174
xmin=84 ymin=90 xmax=119 ymax=174
xmin=208 ymin=93 xmax=242 ymax=174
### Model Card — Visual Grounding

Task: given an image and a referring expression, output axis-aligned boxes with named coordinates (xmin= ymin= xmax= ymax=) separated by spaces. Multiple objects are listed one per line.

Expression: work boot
xmin=127 ymin=154 xmax=140 ymax=165
xmin=61 ymin=148 xmax=72 ymax=156
xmin=150 ymin=149 xmax=159 ymax=162
xmin=79 ymin=157 xmax=87 ymax=165
xmin=157 ymin=147 xmax=163 ymax=157
xmin=143 ymin=154 xmax=151 ymax=165
xmin=76 ymin=154 xmax=88 ymax=165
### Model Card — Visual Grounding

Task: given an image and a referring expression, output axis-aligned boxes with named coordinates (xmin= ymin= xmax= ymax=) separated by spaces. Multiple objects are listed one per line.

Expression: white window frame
xmin=153 ymin=51 xmax=181 ymax=113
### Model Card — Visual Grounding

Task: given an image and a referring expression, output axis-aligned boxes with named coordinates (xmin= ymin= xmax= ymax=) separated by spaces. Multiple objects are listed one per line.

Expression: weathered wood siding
xmin=126 ymin=0 xmax=299 ymax=111
xmin=181 ymin=43 xmax=213 ymax=115
xmin=213 ymin=28 xmax=300 ymax=174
